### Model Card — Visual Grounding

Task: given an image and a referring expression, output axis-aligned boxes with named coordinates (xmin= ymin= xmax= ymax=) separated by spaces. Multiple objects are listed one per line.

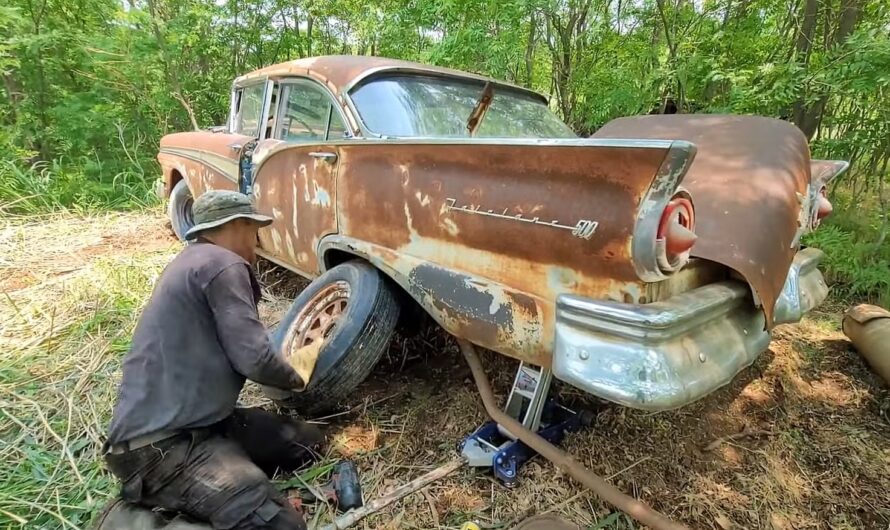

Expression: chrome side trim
xmin=553 ymin=280 xmax=771 ymax=410
xmin=631 ymin=140 xmax=697 ymax=282
xmin=246 ymin=137 xmax=679 ymax=173
xmin=773 ymin=247 xmax=829 ymax=325
xmin=158 ymin=147 xmax=239 ymax=183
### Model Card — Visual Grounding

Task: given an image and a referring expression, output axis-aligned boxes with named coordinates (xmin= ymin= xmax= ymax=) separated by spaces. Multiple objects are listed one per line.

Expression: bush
xmin=0 ymin=158 xmax=157 ymax=215
xmin=804 ymin=221 xmax=890 ymax=306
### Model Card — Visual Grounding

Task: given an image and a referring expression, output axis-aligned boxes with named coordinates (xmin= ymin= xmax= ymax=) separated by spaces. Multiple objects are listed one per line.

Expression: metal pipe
xmin=843 ymin=304 xmax=890 ymax=384
xmin=458 ymin=339 xmax=689 ymax=530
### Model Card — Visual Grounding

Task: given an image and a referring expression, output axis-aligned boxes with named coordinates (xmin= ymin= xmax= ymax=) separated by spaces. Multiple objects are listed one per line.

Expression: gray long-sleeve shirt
xmin=107 ymin=241 xmax=302 ymax=445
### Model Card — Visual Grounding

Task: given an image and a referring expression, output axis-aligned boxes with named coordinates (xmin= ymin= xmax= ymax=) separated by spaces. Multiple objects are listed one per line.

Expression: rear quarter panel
xmin=332 ymin=140 xmax=678 ymax=364
xmin=157 ymin=131 xmax=249 ymax=196
xmin=594 ymin=115 xmax=811 ymax=326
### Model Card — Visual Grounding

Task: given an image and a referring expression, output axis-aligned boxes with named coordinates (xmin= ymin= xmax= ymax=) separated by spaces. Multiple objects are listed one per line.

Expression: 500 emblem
xmin=444 ymin=198 xmax=598 ymax=240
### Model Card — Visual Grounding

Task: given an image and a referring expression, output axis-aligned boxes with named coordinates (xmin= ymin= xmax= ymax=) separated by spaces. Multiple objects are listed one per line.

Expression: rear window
xmin=350 ymin=75 xmax=576 ymax=138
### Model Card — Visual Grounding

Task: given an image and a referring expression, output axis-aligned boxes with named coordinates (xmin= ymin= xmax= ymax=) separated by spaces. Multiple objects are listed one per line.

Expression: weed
xmin=804 ymin=221 xmax=890 ymax=306
xmin=0 ymin=158 xmax=157 ymax=215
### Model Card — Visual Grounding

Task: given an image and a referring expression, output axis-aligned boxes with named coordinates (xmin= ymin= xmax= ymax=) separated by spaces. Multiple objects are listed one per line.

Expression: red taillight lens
xmin=658 ymin=196 xmax=697 ymax=255
xmin=816 ymin=186 xmax=833 ymax=219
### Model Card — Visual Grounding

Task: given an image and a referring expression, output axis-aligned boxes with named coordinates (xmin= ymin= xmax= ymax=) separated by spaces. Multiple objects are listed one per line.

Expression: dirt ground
xmin=2 ymin=209 xmax=888 ymax=530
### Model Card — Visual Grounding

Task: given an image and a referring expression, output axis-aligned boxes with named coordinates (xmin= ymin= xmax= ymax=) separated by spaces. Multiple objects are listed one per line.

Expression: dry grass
xmin=1 ymin=209 xmax=889 ymax=529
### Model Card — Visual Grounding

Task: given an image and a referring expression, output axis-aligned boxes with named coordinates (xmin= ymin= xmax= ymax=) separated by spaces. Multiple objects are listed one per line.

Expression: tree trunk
xmin=146 ymin=0 xmax=200 ymax=131
xmin=793 ymin=0 xmax=819 ymax=63
xmin=524 ymin=10 xmax=537 ymax=87
xmin=792 ymin=0 xmax=861 ymax=139
xmin=655 ymin=0 xmax=684 ymax=113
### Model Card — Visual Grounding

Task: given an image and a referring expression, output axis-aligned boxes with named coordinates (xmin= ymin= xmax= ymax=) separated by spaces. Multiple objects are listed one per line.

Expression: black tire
xmin=168 ymin=179 xmax=194 ymax=241
xmin=262 ymin=260 xmax=401 ymax=414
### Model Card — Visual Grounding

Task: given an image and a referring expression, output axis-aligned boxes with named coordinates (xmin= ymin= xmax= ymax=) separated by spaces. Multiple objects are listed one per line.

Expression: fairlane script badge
xmin=444 ymin=198 xmax=598 ymax=240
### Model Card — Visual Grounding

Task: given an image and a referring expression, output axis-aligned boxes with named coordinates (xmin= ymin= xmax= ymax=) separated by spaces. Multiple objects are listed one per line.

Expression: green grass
xmin=0 ymin=255 xmax=161 ymax=528
xmin=803 ymin=197 xmax=890 ymax=306
xmin=0 ymin=158 xmax=157 ymax=216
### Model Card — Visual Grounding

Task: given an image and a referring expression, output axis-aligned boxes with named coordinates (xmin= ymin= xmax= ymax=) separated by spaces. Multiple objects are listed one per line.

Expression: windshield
xmin=350 ymin=75 xmax=576 ymax=138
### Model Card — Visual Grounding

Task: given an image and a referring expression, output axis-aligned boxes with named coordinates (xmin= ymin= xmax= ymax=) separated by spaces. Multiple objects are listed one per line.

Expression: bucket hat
xmin=185 ymin=190 xmax=273 ymax=240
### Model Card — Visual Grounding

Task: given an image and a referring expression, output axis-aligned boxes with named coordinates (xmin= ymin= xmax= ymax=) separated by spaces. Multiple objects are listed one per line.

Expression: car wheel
xmin=262 ymin=260 xmax=401 ymax=414
xmin=168 ymin=179 xmax=194 ymax=241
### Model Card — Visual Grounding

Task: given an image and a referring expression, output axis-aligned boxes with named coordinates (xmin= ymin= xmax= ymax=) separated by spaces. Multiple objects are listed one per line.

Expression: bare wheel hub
xmin=286 ymin=281 xmax=351 ymax=354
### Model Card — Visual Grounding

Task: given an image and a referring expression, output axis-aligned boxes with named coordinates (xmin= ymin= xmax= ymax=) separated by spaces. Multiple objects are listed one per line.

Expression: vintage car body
xmin=157 ymin=55 xmax=846 ymax=411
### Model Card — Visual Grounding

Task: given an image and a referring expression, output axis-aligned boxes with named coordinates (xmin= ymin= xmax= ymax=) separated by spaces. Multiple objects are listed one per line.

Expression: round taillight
xmin=816 ymin=186 xmax=833 ymax=219
xmin=658 ymin=196 xmax=697 ymax=255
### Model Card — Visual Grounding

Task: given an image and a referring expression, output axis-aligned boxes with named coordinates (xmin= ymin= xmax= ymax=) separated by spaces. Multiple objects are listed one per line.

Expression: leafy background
xmin=1 ymin=2 xmax=890 ymax=529
xmin=1 ymin=0 xmax=888 ymax=297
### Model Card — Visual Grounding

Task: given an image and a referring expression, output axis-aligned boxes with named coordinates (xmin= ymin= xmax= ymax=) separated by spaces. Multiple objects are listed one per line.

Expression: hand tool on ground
xmin=297 ymin=461 xmax=363 ymax=513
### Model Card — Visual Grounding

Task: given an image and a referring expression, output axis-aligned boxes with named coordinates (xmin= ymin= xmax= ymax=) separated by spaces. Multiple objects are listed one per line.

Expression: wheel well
xmin=323 ymin=249 xmax=361 ymax=270
xmin=168 ymin=169 xmax=184 ymax=197
xmin=322 ymin=248 xmax=430 ymax=336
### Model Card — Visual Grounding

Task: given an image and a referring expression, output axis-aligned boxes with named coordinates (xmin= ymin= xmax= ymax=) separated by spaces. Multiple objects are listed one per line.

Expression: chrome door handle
xmin=309 ymin=151 xmax=338 ymax=163
xmin=229 ymin=142 xmax=243 ymax=152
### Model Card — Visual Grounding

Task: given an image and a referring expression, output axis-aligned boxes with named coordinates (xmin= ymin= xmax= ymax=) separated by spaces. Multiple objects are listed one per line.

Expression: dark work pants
xmin=104 ymin=408 xmax=324 ymax=530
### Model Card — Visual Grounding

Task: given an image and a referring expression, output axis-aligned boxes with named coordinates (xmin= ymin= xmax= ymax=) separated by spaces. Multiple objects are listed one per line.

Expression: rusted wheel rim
xmin=286 ymin=280 xmax=351 ymax=354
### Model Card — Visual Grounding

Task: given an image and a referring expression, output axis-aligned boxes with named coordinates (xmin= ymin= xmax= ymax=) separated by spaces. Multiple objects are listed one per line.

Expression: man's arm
xmin=206 ymin=264 xmax=303 ymax=390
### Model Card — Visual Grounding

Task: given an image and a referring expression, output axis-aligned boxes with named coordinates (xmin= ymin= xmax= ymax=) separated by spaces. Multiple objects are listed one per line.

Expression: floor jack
xmin=460 ymin=362 xmax=591 ymax=487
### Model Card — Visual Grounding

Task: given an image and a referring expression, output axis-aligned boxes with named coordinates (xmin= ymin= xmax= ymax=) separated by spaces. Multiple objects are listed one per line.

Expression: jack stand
xmin=460 ymin=362 xmax=587 ymax=487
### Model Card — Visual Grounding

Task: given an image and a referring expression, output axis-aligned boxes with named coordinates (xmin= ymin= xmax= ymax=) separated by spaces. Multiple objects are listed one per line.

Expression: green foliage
xmin=0 ymin=0 xmax=888 ymax=297
xmin=804 ymin=219 xmax=890 ymax=306
xmin=0 ymin=159 xmax=155 ymax=214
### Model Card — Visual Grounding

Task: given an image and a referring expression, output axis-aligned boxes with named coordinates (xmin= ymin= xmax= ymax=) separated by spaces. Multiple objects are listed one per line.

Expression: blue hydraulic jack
xmin=460 ymin=362 xmax=590 ymax=487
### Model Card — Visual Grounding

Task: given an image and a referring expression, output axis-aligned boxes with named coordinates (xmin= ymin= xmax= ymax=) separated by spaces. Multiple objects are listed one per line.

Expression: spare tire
xmin=262 ymin=260 xmax=400 ymax=414
xmin=168 ymin=179 xmax=194 ymax=241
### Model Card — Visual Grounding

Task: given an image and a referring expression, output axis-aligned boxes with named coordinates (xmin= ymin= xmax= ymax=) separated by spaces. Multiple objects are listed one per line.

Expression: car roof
xmin=232 ymin=55 xmax=547 ymax=103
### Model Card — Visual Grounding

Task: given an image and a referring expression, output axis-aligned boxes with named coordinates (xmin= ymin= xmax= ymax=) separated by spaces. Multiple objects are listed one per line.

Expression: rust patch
xmin=338 ymin=142 xmax=668 ymax=286
xmin=408 ymin=263 xmax=514 ymax=347
xmin=594 ymin=115 xmax=812 ymax=326
xmin=253 ymin=145 xmax=339 ymax=276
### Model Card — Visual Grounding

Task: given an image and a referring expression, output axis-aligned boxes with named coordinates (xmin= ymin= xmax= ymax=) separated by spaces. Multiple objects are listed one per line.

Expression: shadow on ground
xmin=256 ymin=265 xmax=890 ymax=530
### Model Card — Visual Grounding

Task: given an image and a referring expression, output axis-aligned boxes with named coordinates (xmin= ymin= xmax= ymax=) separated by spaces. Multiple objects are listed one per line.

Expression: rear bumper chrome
xmin=553 ymin=282 xmax=770 ymax=410
xmin=553 ymin=249 xmax=829 ymax=410
xmin=773 ymin=247 xmax=828 ymax=324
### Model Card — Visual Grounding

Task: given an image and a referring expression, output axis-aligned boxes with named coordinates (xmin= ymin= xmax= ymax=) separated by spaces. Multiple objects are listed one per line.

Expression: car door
xmin=252 ymin=78 xmax=348 ymax=277
xmin=171 ymin=81 xmax=269 ymax=198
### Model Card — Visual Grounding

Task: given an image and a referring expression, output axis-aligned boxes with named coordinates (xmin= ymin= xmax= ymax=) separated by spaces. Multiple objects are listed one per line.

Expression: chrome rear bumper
xmin=552 ymin=249 xmax=828 ymax=410
xmin=773 ymin=247 xmax=828 ymax=324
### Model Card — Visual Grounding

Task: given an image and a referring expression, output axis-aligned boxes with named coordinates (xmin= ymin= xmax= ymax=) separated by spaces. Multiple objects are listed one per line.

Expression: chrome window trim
xmin=272 ymin=77 xmax=352 ymax=143
xmin=342 ymin=66 xmax=547 ymax=103
xmin=259 ymin=79 xmax=275 ymax=139
xmin=229 ymin=80 xmax=270 ymax=138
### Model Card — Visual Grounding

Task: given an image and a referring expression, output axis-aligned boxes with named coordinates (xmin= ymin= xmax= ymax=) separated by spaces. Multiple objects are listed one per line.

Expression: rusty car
xmin=156 ymin=55 xmax=847 ymax=413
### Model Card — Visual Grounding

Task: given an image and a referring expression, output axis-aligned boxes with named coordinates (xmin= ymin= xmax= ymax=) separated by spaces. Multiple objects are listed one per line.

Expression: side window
xmin=234 ymin=83 xmax=266 ymax=137
xmin=276 ymin=81 xmax=348 ymax=142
